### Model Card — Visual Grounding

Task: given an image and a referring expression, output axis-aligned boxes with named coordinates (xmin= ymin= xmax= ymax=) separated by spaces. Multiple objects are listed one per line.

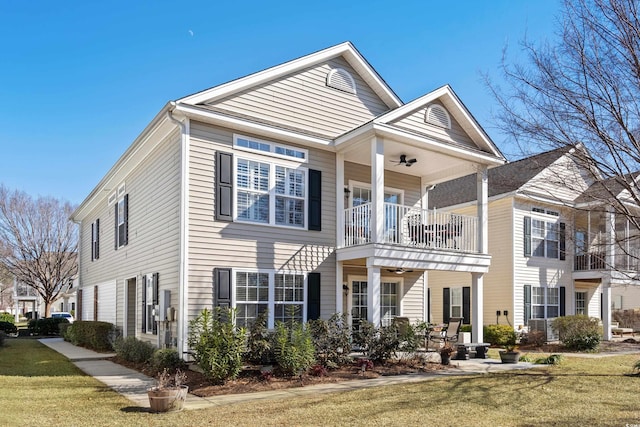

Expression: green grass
xmin=1 ymin=338 xmax=639 ymax=426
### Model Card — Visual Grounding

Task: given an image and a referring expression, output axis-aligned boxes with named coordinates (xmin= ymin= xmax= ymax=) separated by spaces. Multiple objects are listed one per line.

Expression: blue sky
xmin=0 ymin=0 xmax=559 ymax=204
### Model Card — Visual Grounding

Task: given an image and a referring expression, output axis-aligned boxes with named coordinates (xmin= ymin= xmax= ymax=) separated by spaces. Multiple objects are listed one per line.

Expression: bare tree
xmin=489 ymin=0 xmax=640 ymax=271
xmin=0 ymin=185 xmax=77 ymax=317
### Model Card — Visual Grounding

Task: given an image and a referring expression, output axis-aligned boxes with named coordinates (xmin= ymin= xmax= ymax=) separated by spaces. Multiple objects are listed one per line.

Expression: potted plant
xmin=439 ymin=344 xmax=456 ymax=365
xmin=496 ymin=329 xmax=520 ymax=364
xmin=147 ymin=368 xmax=189 ymax=413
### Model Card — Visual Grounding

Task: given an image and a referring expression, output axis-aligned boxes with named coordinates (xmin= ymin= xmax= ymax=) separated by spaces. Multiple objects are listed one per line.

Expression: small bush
xmin=188 ymin=308 xmax=246 ymax=384
xmin=460 ymin=325 xmax=472 ymax=333
xmin=484 ymin=325 xmax=517 ymax=348
xmin=0 ymin=313 xmax=14 ymax=323
xmin=245 ymin=310 xmax=273 ymax=364
xmin=0 ymin=321 xmax=17 ymax=335
xmin=521 ymin=330 xmax=546 ymax=347
xmin=552 ymin=315 xmax=601 ymax=351
xmin=0 ymin=331 xmax=5 ymax=347
xmin=307 ymin=313 xmax=351 ymax=368
xmin=114 ymin=336 xmax=155 ymax=363
xmin=352 ymin=321 xmax=401 ymax=362
xmin=273 ymin=320 xmax=315 ymax=376
xmin=534 ymin=354 xmax=564 ymax=365
xmin=151 ymin=348 xmax=186 ymax=374
xmin=66 ymin=321 xmax=115 ymax=352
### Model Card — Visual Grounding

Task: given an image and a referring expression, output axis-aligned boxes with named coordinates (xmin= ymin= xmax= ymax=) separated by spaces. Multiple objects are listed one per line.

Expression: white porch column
xmin=371 ymin=137 xmax=384 ymax=244
xmin=602 ymin=280 xmax=612 ymax=341
xmin=367 ymin=264 xmax=381 ymax=326
xmin=336 ymin=261 xmax=343 ymax=314
xmin=336 ymin=152 xmax=345 ymax=248
xmin=472 ymin=273 xmax=484 ymax=343
xmin=477 ymin=166 xmax=488 ymax=254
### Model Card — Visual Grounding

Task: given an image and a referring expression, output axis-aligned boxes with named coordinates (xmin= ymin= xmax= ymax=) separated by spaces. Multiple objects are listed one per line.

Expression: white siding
xmin=612 ymin=284 xmax=640 ymax=310
xmin=81 ymin=285 xmax=94 ymax=321
xmin=97 ymin=280 xmax=117 ymax=324
xmin=210 ymin=57 xmax=389 ymax=138
xmin=188 ymin=121 xmax=336 ymax=320
xmin=521 ymin=155 xmax=591 ymax=201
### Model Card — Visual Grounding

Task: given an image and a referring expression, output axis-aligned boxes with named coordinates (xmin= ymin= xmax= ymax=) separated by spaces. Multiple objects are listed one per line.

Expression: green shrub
xmin=187 ymin=308 xmax=246 ymax=384
xmin=484 ymin=324 xmax=517 ymax=349
xmin=0 ymin=331 xmax=5 ymax=347
xmin=0 ymin=313 xmax=14 ymax=323
xmin=307 ymin=313 xmax=351 ymax=368
xmin=28 ymin=318 xmax=68 ymax=336
xmin=552 ymin=315 xmax=601 ymax=351
xmin=273 ymin=320 xmax=315 ymax=376
xmin=460 ymin=325 xmax=472 ymax=333
xmin=245 ymin=310 xmax=273 ymax=364
xmin=0 ymin=321 xmax=17 ymax=335
xmin=114 ymin=336 xmax=155 ymax=363
xmin=352 ymin=320 xmax=402 ymax=362
xmin=534 ymin=354 xmax=564 ymax=365
xmin=66 ymin=321 xmax=115 ymax=352
xmin=151 ymin=348 xmax=186 ymax=374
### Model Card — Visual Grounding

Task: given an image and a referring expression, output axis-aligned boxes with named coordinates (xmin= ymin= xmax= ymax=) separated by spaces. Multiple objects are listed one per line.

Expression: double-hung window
xmin=450 ymin=287 xmax=463 ymax=318
xmin=531 ymin=286 xmax=559 ymax=319
xmin=234 ymin=135 xmax=307 ymax=228
xmin=525 ymin=208 xmax=564 ymax=259
xmin=91 ymin=219 xmax=100 ymax=261
xmin=234 ymin=270 xmax=306 ymax=328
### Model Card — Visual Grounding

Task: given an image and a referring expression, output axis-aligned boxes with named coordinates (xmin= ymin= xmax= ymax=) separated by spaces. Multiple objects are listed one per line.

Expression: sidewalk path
xmin=39 ymin=338 xmax=543 ymax=411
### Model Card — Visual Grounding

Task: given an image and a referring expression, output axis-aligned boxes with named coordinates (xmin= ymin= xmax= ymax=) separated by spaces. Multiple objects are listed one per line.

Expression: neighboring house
xmin=12 ymin=276 xmax=77 ymax=320
xmin=428 ymin=145 xmax=640 ymax=339
xmin=71 ymin=42 xmax=506 ymax=354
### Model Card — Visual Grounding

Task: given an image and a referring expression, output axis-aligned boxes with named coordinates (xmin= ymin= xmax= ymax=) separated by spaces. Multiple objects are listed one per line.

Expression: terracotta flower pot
xmin=147 ymin=385 xmax=189 ymax=412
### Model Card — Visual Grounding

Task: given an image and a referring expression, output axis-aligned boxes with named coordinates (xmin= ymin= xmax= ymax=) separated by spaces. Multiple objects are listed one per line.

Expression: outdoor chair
xmin=428 ymin=317 xmax=463 ymax=350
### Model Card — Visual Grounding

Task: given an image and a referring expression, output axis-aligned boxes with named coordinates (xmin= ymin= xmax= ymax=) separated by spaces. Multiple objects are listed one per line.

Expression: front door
xmin=351 ymin=278 xmax=400 ymax=328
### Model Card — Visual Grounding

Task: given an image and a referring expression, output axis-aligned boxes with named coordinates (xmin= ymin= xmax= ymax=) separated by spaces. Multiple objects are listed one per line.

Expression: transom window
xmin=532 ymin=286 xmax=559 ymax=319
xmin=234 ymin=135 xmax=307 ymax=162
xmin=234 ymin=271 xmax=306 ymax=328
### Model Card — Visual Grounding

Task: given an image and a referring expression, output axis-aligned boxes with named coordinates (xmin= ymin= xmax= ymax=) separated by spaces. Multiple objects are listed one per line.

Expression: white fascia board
xmin=374 ymin=123 xmax=506 ymax=167
xmin=71 ymin=102 xmax=176 ymax=221
xmin=174 ymin=103 xmax=334 ymax=150
xmin=178 ymin=42 xmax=402 ymax=109
xmin=334 ymin=122 xmax=376 ymax=148
xmin=515 ymin=192 xmax=576 ymax=208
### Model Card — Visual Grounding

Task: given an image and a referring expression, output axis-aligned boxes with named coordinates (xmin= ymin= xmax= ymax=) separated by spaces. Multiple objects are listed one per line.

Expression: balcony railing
xmin=342 ymin=202 xmax=478 ymax=253
xmin=575 ymin=232 xmax=640 ymax=272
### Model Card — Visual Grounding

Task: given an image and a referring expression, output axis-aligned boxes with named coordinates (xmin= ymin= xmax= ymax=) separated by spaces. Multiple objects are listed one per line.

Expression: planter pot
xmin=499 ymin=351 xmax=520 ymax=364
xmin=147 ymin=385 xmax=189 ymax=413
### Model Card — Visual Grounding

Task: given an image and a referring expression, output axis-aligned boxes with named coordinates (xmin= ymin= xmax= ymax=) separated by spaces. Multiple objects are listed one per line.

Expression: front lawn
xmin=1 ymin=338 xmax=639 ymax=426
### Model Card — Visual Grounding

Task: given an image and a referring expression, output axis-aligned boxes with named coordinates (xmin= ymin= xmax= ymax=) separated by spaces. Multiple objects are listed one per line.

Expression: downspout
xmin=167 ymin=102 xmax=189 ymax=357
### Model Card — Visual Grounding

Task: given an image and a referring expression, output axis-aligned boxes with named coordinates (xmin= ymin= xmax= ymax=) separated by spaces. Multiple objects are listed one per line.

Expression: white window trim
xmin=531 ymin=285 xmax=560 ymax=319
xmin=347 ymin=180 xmax=405 ymax=208
xmin=107 ymin=192 xmax=117 ymax=206
xmin=233 ymin=155 xmax=309 ymax=229
xmin=530 ymin=213 xmax=561 ymax=259
xmin=144 ymin=274 xmax=155 ymax=334
xmin=232 ymin=269 xmax=308 ymax=329
xmin=117 ymin=197 xmax=126 ymax=248
xmin=347 ymin=274 xmax=404 ymax=324
xmin=450 ymin=286 xmax=463 ymax=319
xmin=233 ymin=134 xmax=308 ymax=164
xmin=91 ymin=220 xmax=99 ymax=261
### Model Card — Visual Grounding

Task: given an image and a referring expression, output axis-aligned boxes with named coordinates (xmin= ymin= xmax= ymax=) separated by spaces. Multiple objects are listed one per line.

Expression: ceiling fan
xmin=387 ymin=268 xmax=414 ymax=275
xmin=390 ymin=154 xmax=417 ymax=167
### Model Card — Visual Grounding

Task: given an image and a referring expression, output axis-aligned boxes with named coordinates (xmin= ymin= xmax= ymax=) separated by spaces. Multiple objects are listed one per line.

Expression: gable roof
xmin=428 ymin=145 xmax=575 ymax=208
xmin=575 ymin=172 xmax=640 ymax=205
xmin=178 ymin=42 xmax=402 ymax=109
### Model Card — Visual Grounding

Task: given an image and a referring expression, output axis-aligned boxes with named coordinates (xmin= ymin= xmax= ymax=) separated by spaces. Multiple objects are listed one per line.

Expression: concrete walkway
xmin=39 ymin=338 xmax=541 ymax=411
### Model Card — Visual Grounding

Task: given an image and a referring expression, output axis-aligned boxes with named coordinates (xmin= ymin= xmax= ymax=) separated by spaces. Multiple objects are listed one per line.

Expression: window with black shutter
xmin=115 ymin=195 xmax=129 ymax=249
xmin=91 ymin=219 xmax=100 ymax=261
xmin=308 ymin=169 xmax=321 ymax=231
xmin=216 ymin=152 xmax=233 ymax=222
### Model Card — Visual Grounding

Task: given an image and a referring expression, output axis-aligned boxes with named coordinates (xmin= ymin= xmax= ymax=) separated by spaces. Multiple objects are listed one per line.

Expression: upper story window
xmin=234 ymin=136 xmax=307 ymax=228
xmin=326 ymin=68 xmax=356 ymax=94
xmin=91 ymin=219 xmax=100 ymax=261
xmin=425 ymin=104 xmax=451 ymax=129
xmin=115 ymin=194 xmax=129 ymax=249
xmin=524 ymin=211 xmax=566 ymax=260
xmin=235 ymin=135 xmax=307 ymax=162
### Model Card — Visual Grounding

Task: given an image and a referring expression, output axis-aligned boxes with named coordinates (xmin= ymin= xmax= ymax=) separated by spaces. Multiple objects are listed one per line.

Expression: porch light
xmin=344 ymin=187 xmax=351 ymax=198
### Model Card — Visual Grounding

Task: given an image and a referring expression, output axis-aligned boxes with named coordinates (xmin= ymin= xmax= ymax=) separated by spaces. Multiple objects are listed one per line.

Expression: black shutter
xmin=600 ymin=292 xmax=603 ymax=320
xmin=559 ymin=222 xmax=566 ymax=260
xmin=152 ymin=273 xmax=159 ymax=335
xmin=216 ymin=152 xmax=233 ymax=221
xmin=307 ymin=272 xmax=321 ymax=320
xmin=462 ymin=286 xmax=471 ymax=325
xmin=93 ymin=286 xmax=98 ymax=321
xmin=214 ymin=268 xmax=232 ymax=308
xmin=560 ymin=286 xmax=566 ymax=316
xmin=524 ymin=285 xmax=532 ymax=326
xmin=443 ymin=288 xmax=450 ymax=323
xmin=524 ymin=216 xmax=532 ymax=257
xmin=114 ymin=202 xmax=119 ymax=250
xmin=91 ymin=222 xmax=95 ymax=261
xmin=95 ymin=219 xmax=100 ymax=259
xmin=77 ymin=289 xmax=83 ymax=321
xmin=123 ymin=194 xmax=129 ymax=246
xmin=427 ymin=288 xmax=431 ymax=324
xmin=141 ymin=275 xmax=147 ymax=333
xmin=308 ymin=169 xmax=322 ymax=231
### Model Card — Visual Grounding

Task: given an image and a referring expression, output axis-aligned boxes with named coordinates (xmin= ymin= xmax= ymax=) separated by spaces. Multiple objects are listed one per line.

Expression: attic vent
xmin=425 ymin=104 xmax=451 ymax=129
xmin=326 ymin=68 xmax=356 ymax=94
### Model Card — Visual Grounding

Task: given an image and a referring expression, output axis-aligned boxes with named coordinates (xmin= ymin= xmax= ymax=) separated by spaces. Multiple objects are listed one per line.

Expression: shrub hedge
xmin=28 ymin=318 xmax=68 ymax=336
xmin=114 ymin=336 xmax=155 ymax=363
xmin=0 ymin=321 xmax=17 ymax=335
xmin=484 ymin=324 xmax=517 ymax=347
xmin=552 ymin=315 xmax=601 ymax=351
xmin=65 ymin=321 xmax=115 ymax=352
xmin=152 ymin=348 xmax=186 ymax=374
xmin=0 ymin=313 xmax=15 ymax=323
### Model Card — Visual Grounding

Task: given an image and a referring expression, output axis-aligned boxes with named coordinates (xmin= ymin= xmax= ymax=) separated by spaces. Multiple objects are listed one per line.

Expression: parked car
xmin=51 ymin=312 xmax=74 ymax=323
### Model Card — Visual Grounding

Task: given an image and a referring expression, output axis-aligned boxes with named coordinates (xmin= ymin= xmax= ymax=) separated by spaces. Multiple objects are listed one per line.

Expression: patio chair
xmin=428 ymin=317 xmax=463 ymax=349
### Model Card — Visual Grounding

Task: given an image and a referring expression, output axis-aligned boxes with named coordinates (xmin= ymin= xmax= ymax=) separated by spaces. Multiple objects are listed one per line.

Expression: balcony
xmin=574 ymin=231 xmax=640 ymax=272
xmin=341 ymin=202 xmax=478 ymax=253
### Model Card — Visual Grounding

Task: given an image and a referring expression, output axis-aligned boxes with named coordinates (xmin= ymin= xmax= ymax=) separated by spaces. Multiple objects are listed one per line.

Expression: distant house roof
xmin=428 ymin=146 xmax=575 ymax=208
xmin=575 ymin=172 xmax=640 ymax=204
